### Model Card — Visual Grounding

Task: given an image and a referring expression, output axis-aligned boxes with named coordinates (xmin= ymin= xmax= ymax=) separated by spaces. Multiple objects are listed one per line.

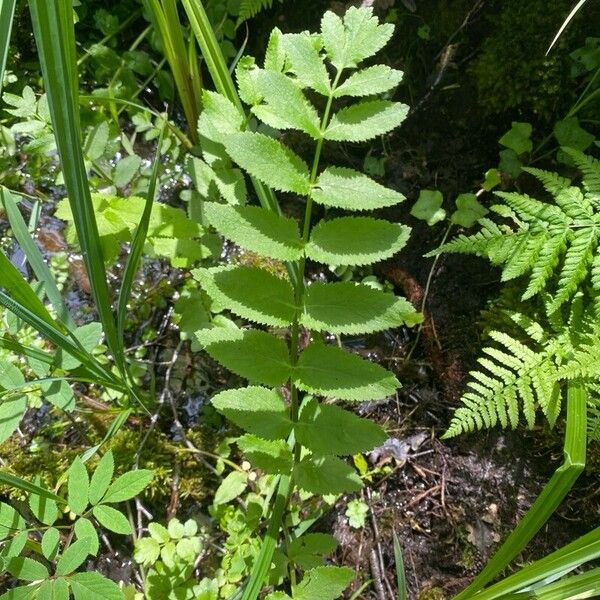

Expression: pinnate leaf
xmin=294 ymin=456 xmax=362 ymax=495
xmin=237 ymin=434 xmax=294 ymax=474
xmin=224 ymin=132 xmax=310 ymax=194
xmin=334 ymin=65 xmax=403 ymax=97
xmin=325 ymin=100 xmax=408 ymax=142
xmin=0 ymin=398 xmax=26 ymax=446
xmin=211 ymin=386 xmax=293 ymax=439
xmin=198 ymin=328 xmax=291 ymax=386
xmin=29 ymin=479 xmax=58 ymax=525
xmin=295 ymin=343 xmax=400 ymax=401
xmin=312 ymin=167 xmax=404 ymax=211
xmin=293 ymin=566 xmax=354 ymax=600
xmin=204 ymin=203 xmax=303 ymax=261
xmin=93 ymin=505 xmax=132 ymax=535
xmin=321 ymin=7 xmax=394 ymax=70
xmin=68 ymin=457 xmax=89 ymax=515
xmin=201 ymin=90 xmax=243 ymax=142
xmin=70 ymin=571 xmax=123 ymax=600
xmin=296 ymin=398 xmax=387 ymax=455
xmin=89 ymin=450 xmax=114 ymax=505
xmin=306 ymin=217 xmax=410 ymax=265
xmin=195 ymin=266 xmax=296 ymax=326
xmin=251 ymin=70 xmax=321 ymax=139
xmin=301 ymin=281 xmax=419 ymax=334
xmin=101 ymin=469 xmax=153 ymax=504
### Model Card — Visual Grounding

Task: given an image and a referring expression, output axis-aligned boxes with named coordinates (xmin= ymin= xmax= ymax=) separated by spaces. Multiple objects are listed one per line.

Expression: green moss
xmin=418 ymin=587 xmax=446 ymax=600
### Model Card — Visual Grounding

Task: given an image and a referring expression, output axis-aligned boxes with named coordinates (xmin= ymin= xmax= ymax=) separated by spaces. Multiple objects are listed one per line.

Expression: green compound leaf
xmin=204 ymin=203 xmax=303 ymax=261
xmin=89 ymin=450 xmax=114 ymax=505
xmin=294 ymin=343 xmax=400 ymax=401
xmin=211 ymin=386 xmax=293 ymax=439
xmin=195 ymin=266 xmax=296 ymax=327
xmin=334 ymin=65 xmax=403 ymax=97
xmin=237 ymin=434 xmax=294 ymax=474
xmin=224 ymin=131 xmax=311 ymax=194
xmin=56 ymin=537 xmax=90 ymax=576
xmin=197 ymin=328 xmax=291 ymax=386
xmin=325 ymin=100 xmax=408 ymax=142
xmin=282 ymin=33 xmax=330 ymax=96
xmin=0 ymin=397 xmax=26 ymax=446
xmin=41 ymin=527 xmax=60 ymax=561
xmin=29 ymin=478 xmax=58 ymax=525
xmin=92 ymin=505 xmax=132 ymax=535
xmin=38 ymin=579 xmax=70 ymax=600
xmin=293 ymin=566 xmax=355 ymax=600
xmin=321 ymin=7 xmax=394 ymax=70
xmin=70 ymin=571 xmax=123 ymax=600
xmin=306 ymin=217 xmax=410 ymax=266
xmin=312 ymin=167 xmax=404 ymax=211
xmin=101 ymin=469 xmax=153 ymax=504
xmin=250 ymin=70 xmax=322 ymax=139
xmin=67 ymin=457 xmax=89 ymax=515
xmin=296 ymin=398 xmax=387 ymax=456
xmin=294 ymin=456 xmax=362 ymax=495
xmin=201 ymin=90 xmax=244 ymax=143
xmin=7 ymin=556 xmax=49 ymax=581
xmin=0 ymin=586 xmax=37 ymax=600
xmin=301 ymin=281 xmax=419 ymax=334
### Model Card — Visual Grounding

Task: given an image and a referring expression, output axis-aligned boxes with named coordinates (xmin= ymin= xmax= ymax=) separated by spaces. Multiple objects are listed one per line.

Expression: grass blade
xmin=80 ymin=409 xmax=132 ymax=462
xmin=0 ymin=0 xmax=16 ymax=98
xmin=144 ymin=0 xmax=201 ymax=139
xmin=0 ymin=290 xmax=123 ymax=392
xmin=28 ymin=0 xmax=123 ymax=374
xmin=466 ymin=526 xmax=600 ymax=600
xmin=0 ymin=471 xmax=64 ymax=504
xmin=117 ymin=126 xmax=165 ymax=349
xmin=0 ymin=247 xmax=57 ymax=328
xmin=393 ymin=531 xmax=407 ymax=600
xmin=455 ymin=382 xmax=587 ymax=598
xmin=547 ymin=0 xmax=588 ymax=53
xmin=241 ymin=474 xmax=290 ymax=600
xmin=1 ymin=187 xmax=73 ymax=328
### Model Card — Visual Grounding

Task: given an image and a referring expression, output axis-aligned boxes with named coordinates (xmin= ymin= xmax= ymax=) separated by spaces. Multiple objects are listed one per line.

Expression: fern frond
xmin=237 ymin=0 xmax=279 ymax=25
xmin=562 ymin=148 xmax=600 ymax=204
xmin=523 ymin=166 xmax=571 ymax=196
xmin=586 ymin=385 xmax=600 ymax=443
xmin=443 ymin=328 xmax=560 ymax=438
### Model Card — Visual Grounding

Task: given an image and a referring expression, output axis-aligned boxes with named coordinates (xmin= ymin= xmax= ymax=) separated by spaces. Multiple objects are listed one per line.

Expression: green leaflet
xmin=294 ymin=456 xmax=362 ymax=495
xmin=237 ymin=434 xmax=294 ymax=474
xmin=325 ymin=100 xmax=408 ymax=142
xmin=201 ymin=90 xmax=244 ymax=141
xmin=224 ymin=131 xmax=311 ymax=194
xmin=334 ymin=65 xmax=403 ymax=97
xmin=204 ymin=203 xmax=303 ymax=261
xmin=250 ymin=69 xmax=322 ymax=139
xmin=195 ymin=266 xmax=296 ymax=326
xmin=301 ymin=281 xmax=420 ymax=334
xmin=295 ymin=343 xmax=399 ymax=401
xmin=320 ymin=7 xmax=394 ymax=70
xmin=211 ymin=386 xmax=293 ymax=440
xmin=292 ymin=566 xmax=355 ymax=600
xmin=296 ymin=398 xmax=387 ymax=455
xmin=311 ymin=167 xmax=404 ymax=211
xmin=197 ymin=328 xmax=291 ymax=386
xmin=306 ymin=217 xmax=410 ymax=265
xmin=281 ymin=33 xmax=330 ymax=96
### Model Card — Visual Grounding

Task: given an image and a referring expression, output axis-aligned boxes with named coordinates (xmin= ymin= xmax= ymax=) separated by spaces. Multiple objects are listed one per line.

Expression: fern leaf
xmin=562 ymin=148 xmax=600 ymax=203
xmin=523 ymin=166 xmax=571 ymax=196
xmin=237 ymin=0 xmax=276 ymax=26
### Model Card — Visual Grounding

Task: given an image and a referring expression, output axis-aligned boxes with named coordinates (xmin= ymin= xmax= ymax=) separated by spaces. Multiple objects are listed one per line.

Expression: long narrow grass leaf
xmin=1 ymin=187 xmax=73 ymax=328
xmin=29 ymin=0 xmax=123 ymax=373
xmin=0 ymin=0 xmax=16 ymax=98
xmin=0 ymin=247 xmax=56 ymax=327
xmin=80 ymin=409 xmax=132 ymax=462
xmin=0 ymin=471 xmax=64 ymax=503
xmin=393 ymin=531 xmax=407 ymax=600
xmin=117 ymin=126 xmax=165 ymax=347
